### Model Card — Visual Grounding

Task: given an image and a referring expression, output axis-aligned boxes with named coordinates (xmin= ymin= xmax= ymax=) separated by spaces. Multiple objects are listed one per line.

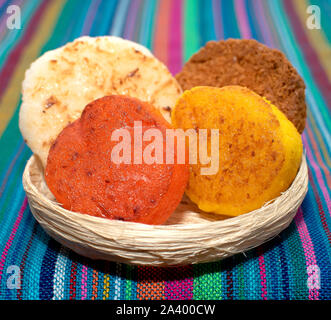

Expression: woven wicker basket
xmin=22 ymin=154 xmax=308 ymax=266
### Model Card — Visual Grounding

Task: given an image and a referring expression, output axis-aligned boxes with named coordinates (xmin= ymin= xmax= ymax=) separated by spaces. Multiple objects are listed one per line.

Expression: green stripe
xmin=66 ymin=0 xmax=91 ymax=40
xmin=125 ymin=264 xmax=133 ymax=299
xmin=283 ymin=224 xmax=309 ymax=299
xmin=237 ymin=262 xmax=245 ymax=299
xmin=193 ymin=261 xmax=222 ymax=299
xmin=183 ymin=0 xmax=200 ymax=62
xmin=40 ymin=0 xmax=79 ymax=52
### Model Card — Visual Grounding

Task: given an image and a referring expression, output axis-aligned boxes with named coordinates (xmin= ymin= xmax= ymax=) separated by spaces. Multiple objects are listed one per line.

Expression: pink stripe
xmin=168 ymin=0 xmax=182 ymax=75
xmin=294 ymin=208 xmax=319 ymax=300
xmin=258 ymin=254 xmax=268 ymax=300
xmin=81 ymin=265 xmax=88 ymax=300
xmin=165 ymin=278 xmax=193 ymax=300
xmin=164 ymin=265 xmax=193 ymax=300
xmin=0 ymin=197 xmax=27 ymax=283
xmin=234 ymin=0 xmax=251 ymax=39
xmin=302 ymin=133 xmax=331 ymax=217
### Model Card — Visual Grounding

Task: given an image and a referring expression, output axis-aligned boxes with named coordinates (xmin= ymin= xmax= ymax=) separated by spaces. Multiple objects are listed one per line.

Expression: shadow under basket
xmin=22 ymin=155 xmax=308 ymax=266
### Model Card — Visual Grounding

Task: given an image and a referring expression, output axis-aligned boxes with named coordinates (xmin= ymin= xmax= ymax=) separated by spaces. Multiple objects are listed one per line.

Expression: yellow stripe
xmin=103 ymin=274 xmax=110 ymax=299
xmin=0 ymin=0 xmax=65 ymax=136
xmin=293 ymin=0 xmax=331 ymax=82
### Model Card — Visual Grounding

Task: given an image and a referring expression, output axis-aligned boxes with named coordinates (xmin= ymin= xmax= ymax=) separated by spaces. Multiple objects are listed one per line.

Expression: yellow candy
xmin=171 ymin=85 xmax=303 ymax=216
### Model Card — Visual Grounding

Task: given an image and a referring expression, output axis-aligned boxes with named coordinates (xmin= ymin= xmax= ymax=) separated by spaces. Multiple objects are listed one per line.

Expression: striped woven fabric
xmin=0 ymin=0 xmax=330 ymax=300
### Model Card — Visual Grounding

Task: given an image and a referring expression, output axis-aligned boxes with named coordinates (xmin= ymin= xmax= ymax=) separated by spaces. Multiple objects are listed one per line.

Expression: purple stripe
xmin=212 ymin=0 xmax=223 ymax=40
xmin=253 ymin=0 xmax=275 ymax=47
xmin=0 ymin=0 xmax=8 ymax=8
xmin=81 ymin=0 xmax=101 ymax=35
xmin=123 ymin=0 xmax=141 ymax=40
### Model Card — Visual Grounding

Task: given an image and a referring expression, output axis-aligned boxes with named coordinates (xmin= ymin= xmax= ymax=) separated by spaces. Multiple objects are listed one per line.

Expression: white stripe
xmin=114 ymin=263 xmax=121 ymax=300
xmin=52 ymin=246 xmax=69 ymax=300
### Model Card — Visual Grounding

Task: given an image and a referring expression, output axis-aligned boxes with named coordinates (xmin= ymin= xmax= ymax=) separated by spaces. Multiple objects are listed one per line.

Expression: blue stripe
xmin=244 ymin=0 xmax=260 ymax=41
xmin=19 ymin=222 xmax=49 ymax=299
xmin=221 ymin=0 xmax=240 ymax=39
xmin=199 ymin=0 xmax=216 ymax=46
xmin=278 ymin=242 xmax=290 ymax=299
xmin=261 ymin=239 xmax=280 ymax=299
xmin=39 ymin=239 xmax=61 ymax=300
xmin=110 ymin=0 xmax=130 ymax=36
xmin=89 ymin=0 xmax=118 ymax=36
xmin=316 ymin=0 xmax=331 ymax=45
xmin=70 ymin=0 xmax=92 ymax=39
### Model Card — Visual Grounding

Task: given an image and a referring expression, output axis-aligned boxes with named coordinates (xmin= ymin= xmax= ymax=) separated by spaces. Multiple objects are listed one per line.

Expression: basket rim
xmin=23 ymin=153 xmax=308 ymax=231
